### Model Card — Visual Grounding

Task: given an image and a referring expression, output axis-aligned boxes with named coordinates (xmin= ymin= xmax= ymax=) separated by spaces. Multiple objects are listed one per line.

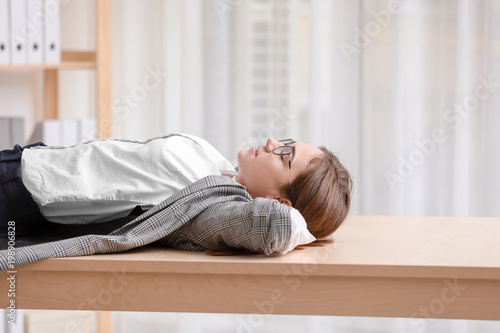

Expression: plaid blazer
xmin=0 ymin=175 xmax=291 ymax=271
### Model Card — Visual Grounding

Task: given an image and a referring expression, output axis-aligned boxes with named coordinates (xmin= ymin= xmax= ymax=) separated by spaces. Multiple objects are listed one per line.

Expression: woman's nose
xmin=266 ymin=138 xmax=281 ymax=151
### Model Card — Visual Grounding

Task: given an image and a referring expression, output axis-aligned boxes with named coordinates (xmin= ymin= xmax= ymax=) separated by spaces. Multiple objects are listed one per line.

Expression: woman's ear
xmin=266 ymin=195 xmax=292 ymax=207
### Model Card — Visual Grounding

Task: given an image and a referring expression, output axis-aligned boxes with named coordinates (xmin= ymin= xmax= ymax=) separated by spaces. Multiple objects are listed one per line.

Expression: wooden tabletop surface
xmin=1 ymin=215 xmax=499 ymax=319
xmin=16 ymin=215 xmax=500 ymax=278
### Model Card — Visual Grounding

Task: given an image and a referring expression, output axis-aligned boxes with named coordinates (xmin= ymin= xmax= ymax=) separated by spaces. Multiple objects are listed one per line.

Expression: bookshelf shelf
xmin=0 ymin=0 xmax=112 ymax=138
xmin=0 ymin=52 xmax=97 ymax=70
xmin=0 ymin=62 xmax=94 ymax=70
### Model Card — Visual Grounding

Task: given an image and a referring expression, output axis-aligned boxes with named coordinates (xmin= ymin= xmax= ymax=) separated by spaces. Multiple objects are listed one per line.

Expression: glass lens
xmin=279 ymin=139 xmax=294 ymax=145
xmin=273 ymin=146 xmax=293 ymax=155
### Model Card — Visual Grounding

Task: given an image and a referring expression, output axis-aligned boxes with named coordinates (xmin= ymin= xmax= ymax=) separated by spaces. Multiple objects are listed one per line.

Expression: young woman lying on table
xmin=0 ymin=133 xmax=352 ymax=258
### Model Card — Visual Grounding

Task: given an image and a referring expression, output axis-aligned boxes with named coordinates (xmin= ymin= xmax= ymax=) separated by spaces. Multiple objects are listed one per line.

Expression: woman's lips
xmin=250 ymin=146 xmax=260 ymax=157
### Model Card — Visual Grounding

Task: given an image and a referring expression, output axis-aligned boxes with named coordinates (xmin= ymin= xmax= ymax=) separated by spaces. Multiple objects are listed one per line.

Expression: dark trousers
xmin=0 ymin=142 xmax=48 ymax=237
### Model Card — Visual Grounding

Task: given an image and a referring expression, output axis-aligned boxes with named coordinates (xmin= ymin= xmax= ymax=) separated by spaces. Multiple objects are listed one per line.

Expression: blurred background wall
xmin=1 ymin=0 xmax=499 ymax=332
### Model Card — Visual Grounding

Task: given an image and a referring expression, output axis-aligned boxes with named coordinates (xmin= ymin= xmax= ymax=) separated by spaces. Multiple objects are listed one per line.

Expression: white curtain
xmin=109 ymin=0 xmax=500 ymax=331
xmin=112 ymin=0 xmax=500 ymax=217
xmin=357 ymin=0 xmax=500 ymax=217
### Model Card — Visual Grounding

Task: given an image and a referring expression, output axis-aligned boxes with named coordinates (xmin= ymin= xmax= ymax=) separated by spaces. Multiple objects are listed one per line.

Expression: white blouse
xmin=20 ymin=133 xmax=235 ymax=224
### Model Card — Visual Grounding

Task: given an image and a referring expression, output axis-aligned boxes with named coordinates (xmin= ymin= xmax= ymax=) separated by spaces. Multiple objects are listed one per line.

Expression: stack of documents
xmin=0 ymin=0 xmax=61 ymax=66
xmin=29 ymin=119 xmax=98 ymax=146
xmin=0 ymin=117 xmax=24 ymax=149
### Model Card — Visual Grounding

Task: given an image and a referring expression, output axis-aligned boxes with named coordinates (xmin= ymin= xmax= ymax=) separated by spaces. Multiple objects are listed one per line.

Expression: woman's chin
xmin=236 ymin=150 xmax=249 ymax=168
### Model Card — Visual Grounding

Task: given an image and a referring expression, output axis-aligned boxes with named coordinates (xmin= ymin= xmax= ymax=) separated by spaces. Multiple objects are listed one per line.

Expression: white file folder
xmin=79 ymin=118 xmax=97 ymax=143
xmin=62 ymin=119 xmax=78 ymax=146
xmin=0 ymin=0 xmax=10 ymax=65
xmin=27 ymin=0 xmax=44 ymax=64
xmin=41 ymin=120 xmax=61 ymax=146
xmin=29 ymin=119 xmax=97 ymax=146
xmin=29 ymin=120 xmax=62 ymax=146
xmin=9 ymin=0 xmax=28 ymax=65
xmin=10 ymin=117 xmax=24 ymax=145
xmin=0 ymin=119 xmax=9 ymax=148
xmin=0 ymin=118 xmax=24 ymax=148
xmin=44 ymin=0 xmax=60 ymax=64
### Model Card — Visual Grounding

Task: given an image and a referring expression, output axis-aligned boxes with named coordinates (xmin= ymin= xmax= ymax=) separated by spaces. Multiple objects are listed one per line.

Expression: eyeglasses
xmin=272 ymin=139 xmax=296 ymax=186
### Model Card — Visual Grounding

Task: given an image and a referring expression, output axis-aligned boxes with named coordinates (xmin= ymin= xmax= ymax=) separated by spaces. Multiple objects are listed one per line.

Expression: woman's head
xmin=235 ymin=138 xmax=323 ymax=204
xmin=283 ymin=146 xmax=352 ymax=238
xmin=236 ymin=138 xmax=352 ymax=238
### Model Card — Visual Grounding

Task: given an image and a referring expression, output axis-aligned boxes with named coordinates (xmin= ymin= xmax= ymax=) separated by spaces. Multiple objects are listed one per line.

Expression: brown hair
xmin=206 ymin=146 xmax=353 ymax=255
xmin=282 ymin=146 xmax=352 ymax=248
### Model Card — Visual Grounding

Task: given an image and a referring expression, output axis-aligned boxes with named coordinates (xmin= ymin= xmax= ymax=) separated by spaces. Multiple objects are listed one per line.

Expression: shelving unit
xmin=0 ymin=0 xmax=112 ymax=138
xmin=0 ymin=2 xmax=113 ymax=330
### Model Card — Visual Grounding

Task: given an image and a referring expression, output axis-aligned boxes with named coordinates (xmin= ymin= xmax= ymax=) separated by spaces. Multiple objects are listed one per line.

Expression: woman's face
xmin=235 ymin=138 xmax=323 ymax=202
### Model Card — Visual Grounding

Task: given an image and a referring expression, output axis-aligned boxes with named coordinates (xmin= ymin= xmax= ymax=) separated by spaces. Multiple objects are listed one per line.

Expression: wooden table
xmin=1 ymin=215 xmax=499 ymax=321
